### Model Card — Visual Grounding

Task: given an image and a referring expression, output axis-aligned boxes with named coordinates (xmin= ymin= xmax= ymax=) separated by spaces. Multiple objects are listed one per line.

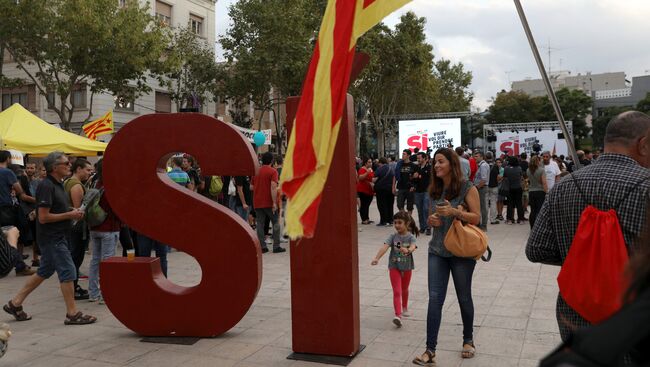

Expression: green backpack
xmin=208 ymin=176 xmax=223 ymax=197
xmin=81 ymin=188 xmax=107 ymax=227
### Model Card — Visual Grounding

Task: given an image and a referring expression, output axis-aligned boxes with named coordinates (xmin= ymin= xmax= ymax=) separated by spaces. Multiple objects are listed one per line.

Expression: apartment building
xmin=0 ymin=0 xmax=216 ymax=141
xmin=511 ymin=71 xmax=627 ymax=98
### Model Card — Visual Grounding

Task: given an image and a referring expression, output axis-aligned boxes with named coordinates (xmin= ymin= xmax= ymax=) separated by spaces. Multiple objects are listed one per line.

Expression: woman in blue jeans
xmin=413 ymin=148 xmax=481 ymax=366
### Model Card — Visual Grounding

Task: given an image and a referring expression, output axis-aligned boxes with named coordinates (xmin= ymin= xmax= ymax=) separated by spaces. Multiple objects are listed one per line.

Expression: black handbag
xmin=498 ymin=177 xmax=510 ymax=197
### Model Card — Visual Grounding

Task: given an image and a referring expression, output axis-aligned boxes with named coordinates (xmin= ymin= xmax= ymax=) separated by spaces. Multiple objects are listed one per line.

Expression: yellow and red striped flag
xmin=280 ymin=0 xmax=411 ymax=238
xmin=83 ymin=111 xmax=114 ymax=140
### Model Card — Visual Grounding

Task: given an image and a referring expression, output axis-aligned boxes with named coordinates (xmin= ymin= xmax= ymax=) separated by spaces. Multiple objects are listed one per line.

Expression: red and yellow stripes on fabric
xmin=281 ymin=0 xmax=411 ymax=238
xmin=83 ymin=111 xmax=114 ymax=140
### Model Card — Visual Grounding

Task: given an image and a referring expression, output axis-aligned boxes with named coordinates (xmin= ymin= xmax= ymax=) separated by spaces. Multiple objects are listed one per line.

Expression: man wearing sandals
xmin=3 ymin=152 xmax=97 ymax=325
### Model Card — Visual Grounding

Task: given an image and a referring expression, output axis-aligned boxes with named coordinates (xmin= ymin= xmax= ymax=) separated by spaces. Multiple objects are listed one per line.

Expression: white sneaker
xmin=402 ymin=309 xmax=410 ymax=318
xmin=392 ymin=316 xmax=402 ymax=328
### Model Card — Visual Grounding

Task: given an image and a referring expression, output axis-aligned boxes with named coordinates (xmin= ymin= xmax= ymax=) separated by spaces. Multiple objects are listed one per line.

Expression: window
xmin=155 ymin=91 xmax=172 ymax=113
xmin=114 ymin=95 xmax=135 ymax=111
xmin=46 ymin=91 xmax=56 ymax=109
xmin=156 ymin=1 xmax=172 ymax=26
xmin=1 ymin=85 xmax=34 ymax=111
xmin=2 ymin=48 xmax=14 ymax=63
xmin=190 ymin=14 xmax=203 ymax=36
xmin=71 ymin=85 xmax=87 ymax=108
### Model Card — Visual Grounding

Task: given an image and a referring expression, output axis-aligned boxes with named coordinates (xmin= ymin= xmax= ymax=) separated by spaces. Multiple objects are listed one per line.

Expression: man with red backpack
xmin=527 ymin=111 xmax=650 ymax=341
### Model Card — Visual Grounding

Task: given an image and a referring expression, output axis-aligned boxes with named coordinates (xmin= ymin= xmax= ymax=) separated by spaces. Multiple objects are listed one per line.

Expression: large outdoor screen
xmin=399 ymin=118 xmax=462 ymax=154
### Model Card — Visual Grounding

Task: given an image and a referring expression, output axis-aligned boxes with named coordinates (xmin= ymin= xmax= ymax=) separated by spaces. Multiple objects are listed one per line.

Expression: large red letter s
xmin=100 ymin=113 xmax=261 ymax=337
xmin=406 ymin=135 xmax=421 ymax=151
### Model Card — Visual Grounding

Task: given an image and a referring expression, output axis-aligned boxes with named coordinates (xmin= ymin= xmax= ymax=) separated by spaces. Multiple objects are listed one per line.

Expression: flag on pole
xmin=83 ymin=111 xmax=114 ymax=140
xmin=280 ymin=0 xmax=411 ymax=239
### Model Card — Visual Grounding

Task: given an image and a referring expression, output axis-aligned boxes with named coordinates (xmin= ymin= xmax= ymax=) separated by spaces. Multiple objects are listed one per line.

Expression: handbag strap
xmin=481 ymin=246 xmax=492 ymax=262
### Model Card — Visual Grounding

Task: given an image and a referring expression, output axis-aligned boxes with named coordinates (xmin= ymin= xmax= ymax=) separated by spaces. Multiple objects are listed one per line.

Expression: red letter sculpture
xmin=100 ymin=113 xmax=261 ymax=337
xmin=287 ymin=95 xmax=361 ymax=357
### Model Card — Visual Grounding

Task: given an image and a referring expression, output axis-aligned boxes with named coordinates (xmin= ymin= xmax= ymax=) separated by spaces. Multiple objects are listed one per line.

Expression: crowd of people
xmin=0 ymin=149 xmax=287 ymax=326
xmin=1 ymin=111 xmax=649 ymax=365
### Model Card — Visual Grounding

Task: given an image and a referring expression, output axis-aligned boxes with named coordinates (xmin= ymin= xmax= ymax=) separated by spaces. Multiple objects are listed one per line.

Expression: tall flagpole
xmin=513 ymin=0 xmax=581 ymax=169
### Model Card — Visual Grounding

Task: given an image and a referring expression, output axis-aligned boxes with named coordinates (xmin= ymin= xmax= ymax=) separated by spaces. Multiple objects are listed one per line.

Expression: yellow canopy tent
xmin=0 ymin=103 xmax=107 ymax=156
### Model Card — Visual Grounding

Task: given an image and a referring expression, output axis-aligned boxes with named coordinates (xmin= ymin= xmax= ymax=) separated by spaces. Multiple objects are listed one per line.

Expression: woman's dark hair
xmin=378 ymin=157 xmax=388 ymax=164
xmin=393 ymin=211 xmax=419 ymax=237
xmin=529 ymin=155 xmax=540 ymax=173
xmin=94 ymin=158 xmax=103 ymax=182
xmin=508 ymin=156 xmax=519 ymax=166
xmin=624 ymin=205 xmax=650 ymax=302
xmin=429 ymin=148 xmax=463 ymax=201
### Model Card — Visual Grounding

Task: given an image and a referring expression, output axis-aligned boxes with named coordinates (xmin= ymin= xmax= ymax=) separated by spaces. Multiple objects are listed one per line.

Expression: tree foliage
xmin=591 ymin=95 xmax=650 ymax=149
xmin=159 ymin=27 xmax=221 ymax=112
xmin=487 ymin=88 xmax=593 ymax=144
xmin=0 ymin=0 xmax=168 ymax=130
xmin=352 ymin=12 xmax=473 ymax=154
xmin=218 ymin=0 xmax=326 ymax=152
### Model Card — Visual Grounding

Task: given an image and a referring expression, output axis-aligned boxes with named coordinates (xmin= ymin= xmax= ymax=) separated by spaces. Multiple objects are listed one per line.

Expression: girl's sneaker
xmin=392 ymin=316 xmax=402 ymax=328
xmin=402 ymin=309 xmax=411 ymax=318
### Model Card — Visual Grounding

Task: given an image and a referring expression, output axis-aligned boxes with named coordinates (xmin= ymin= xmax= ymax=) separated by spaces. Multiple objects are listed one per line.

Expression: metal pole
xmin=513 ymin=0 xmax=581 ymax=169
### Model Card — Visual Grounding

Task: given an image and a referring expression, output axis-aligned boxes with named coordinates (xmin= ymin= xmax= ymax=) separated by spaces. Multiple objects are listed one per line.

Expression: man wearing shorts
xmin=3 ymin=152 xmax=96 ymax=325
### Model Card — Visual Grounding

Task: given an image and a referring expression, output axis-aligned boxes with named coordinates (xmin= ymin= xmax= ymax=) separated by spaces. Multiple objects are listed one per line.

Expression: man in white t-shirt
xmin=542 ymin=151 xmax=561 ymax=191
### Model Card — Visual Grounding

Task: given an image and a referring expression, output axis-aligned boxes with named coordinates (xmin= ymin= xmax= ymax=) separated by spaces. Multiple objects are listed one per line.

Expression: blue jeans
xmin=414 ymin=192 xmax=430 ymax=232
xmin=88 ymin=231 xmax=118 ymax=299
xmin=234 ymin=205 xmax=250 ymax=222
xmin=136 ymin=234 xmax=169 ymax=277
xmin=426 ymin=253 xmax=476 ymax=351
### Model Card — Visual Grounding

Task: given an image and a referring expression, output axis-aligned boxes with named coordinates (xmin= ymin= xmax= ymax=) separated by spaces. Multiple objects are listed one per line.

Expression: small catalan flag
xmin=83 ymin=111 xmax=114 ymax=140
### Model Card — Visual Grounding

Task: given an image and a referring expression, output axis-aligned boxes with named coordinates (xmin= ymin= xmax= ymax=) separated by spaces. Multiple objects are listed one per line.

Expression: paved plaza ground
xmin=1 ymin=207 xmax=561 ymax=366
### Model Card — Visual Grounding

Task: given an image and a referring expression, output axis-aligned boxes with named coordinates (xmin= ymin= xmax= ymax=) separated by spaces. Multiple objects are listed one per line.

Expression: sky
xmin=215 ymin=0 xmax=650 ymax=111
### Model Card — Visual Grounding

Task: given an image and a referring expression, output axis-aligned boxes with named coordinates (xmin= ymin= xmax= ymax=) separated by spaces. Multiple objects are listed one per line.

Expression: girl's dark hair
xmin=529 ymin=155 xmax=540 ymax=173
xmin=393 ymin=211 xmax=419 ymax=237
xmin=624 ymin=205 xmax=650 ymax=302
xmin=508 ymin=156 xmax=519 ymax=166
xmin=429 ymin=148 xmax=463 ymax=201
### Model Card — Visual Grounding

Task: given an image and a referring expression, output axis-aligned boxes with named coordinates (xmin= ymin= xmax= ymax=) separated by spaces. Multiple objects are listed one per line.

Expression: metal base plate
xmin=140 ymin=336 xmax=201 ymax=345
xmin=286 ymin=345 xmax=365 ymax=366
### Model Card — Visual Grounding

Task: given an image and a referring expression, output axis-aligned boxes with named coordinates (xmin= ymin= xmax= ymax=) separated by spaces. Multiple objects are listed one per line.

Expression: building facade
xmin=0 ymin=0 xmax=217 ymax=142
xmin=593 ymin=75 xmax=650 ymax=116
xmin=511 ymin=71 xmax=627 ymax=98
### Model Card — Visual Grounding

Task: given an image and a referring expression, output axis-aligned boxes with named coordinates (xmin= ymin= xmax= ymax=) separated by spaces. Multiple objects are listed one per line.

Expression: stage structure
xmin=483 ymin=121 xmax=573 ymax=157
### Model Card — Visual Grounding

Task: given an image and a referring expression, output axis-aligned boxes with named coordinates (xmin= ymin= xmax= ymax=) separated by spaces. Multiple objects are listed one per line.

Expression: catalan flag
xmin=83 ymin=111 xmax=114 ymax=140
xmin=280 ymin=0 xmax=411 ymax=238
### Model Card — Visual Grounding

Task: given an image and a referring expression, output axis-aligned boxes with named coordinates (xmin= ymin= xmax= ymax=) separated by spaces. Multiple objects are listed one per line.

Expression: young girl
xmin=371 ymin=211 xmax=418 ymax=327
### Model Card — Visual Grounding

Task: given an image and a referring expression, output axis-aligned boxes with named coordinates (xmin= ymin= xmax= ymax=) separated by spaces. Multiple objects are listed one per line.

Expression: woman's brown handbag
xmin=444 ymin=219 xmax=491 ymax=261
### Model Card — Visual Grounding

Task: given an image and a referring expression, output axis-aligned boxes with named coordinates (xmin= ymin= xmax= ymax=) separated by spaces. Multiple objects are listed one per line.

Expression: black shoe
xmin=261 ymin=248 xmax=269 ymax=254
xmin=376 ymin=222 xmax=385 ymax=227
xmin=272 ymin=247 xmax=286 ymax=253
xmin=22 ymin=254 xmax=29 ymax=260
xmin=74 ymin=286 xmax=89 ymax=300
xmin=425 ymin=228 xmax=431 ymax=236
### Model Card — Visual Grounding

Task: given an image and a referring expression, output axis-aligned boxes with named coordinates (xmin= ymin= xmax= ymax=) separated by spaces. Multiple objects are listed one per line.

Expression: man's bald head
xmin=604 ymin=111 xmax=650 ymax=146
xmin=604 ymin=111 xmax=650 ymax=168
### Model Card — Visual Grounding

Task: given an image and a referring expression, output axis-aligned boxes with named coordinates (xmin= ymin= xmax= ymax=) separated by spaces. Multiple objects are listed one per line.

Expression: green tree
xmin=487 ymin=88 xmax=593 ymax=146
xmin=487 ymin=90 xmax=545 ymax=123
xmin=352 ymin=12 xmax=472 ymax=155
xmin=538 ymin=88 xmax=593 ymax=141
xmin=637 ymin=92 xmax=650 ymax=113
xmin=159 ymin=27 xmax=221 ymax=112
xmin=0 ymin=0 xmax=168 ymax=130
xmin=219 ymin=0 xmax=325 ymax=153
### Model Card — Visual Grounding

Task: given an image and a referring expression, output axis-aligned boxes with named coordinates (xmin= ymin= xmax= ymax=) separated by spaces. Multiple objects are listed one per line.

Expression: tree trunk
xmin=376 ymin=126 xmax=385 ymax=157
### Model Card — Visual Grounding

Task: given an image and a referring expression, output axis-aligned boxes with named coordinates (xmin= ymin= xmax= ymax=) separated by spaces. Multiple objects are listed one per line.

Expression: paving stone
xmin=0 ymin=203 xmax=563 ymax=366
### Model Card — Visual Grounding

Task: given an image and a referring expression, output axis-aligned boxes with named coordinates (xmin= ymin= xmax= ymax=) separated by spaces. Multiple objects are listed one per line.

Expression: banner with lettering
xmin=399 ymin=118 xmax=462 ymax=154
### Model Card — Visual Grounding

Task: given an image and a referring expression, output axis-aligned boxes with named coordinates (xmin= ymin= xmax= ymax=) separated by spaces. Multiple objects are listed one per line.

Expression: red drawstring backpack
xmin=557 ymin=175 xmax=646 ymax=324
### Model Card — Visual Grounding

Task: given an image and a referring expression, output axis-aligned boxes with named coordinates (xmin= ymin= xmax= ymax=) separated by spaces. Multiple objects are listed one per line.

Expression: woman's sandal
xmin=3 ymin=300 xmax=31 ymax=321
xmin=64 ymin=311 xmax=97 ymax=325
xmin=412 ymin=349 xmax=435 ymax=366
xmin=461 ymin=342 xmax=476 ymax=359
